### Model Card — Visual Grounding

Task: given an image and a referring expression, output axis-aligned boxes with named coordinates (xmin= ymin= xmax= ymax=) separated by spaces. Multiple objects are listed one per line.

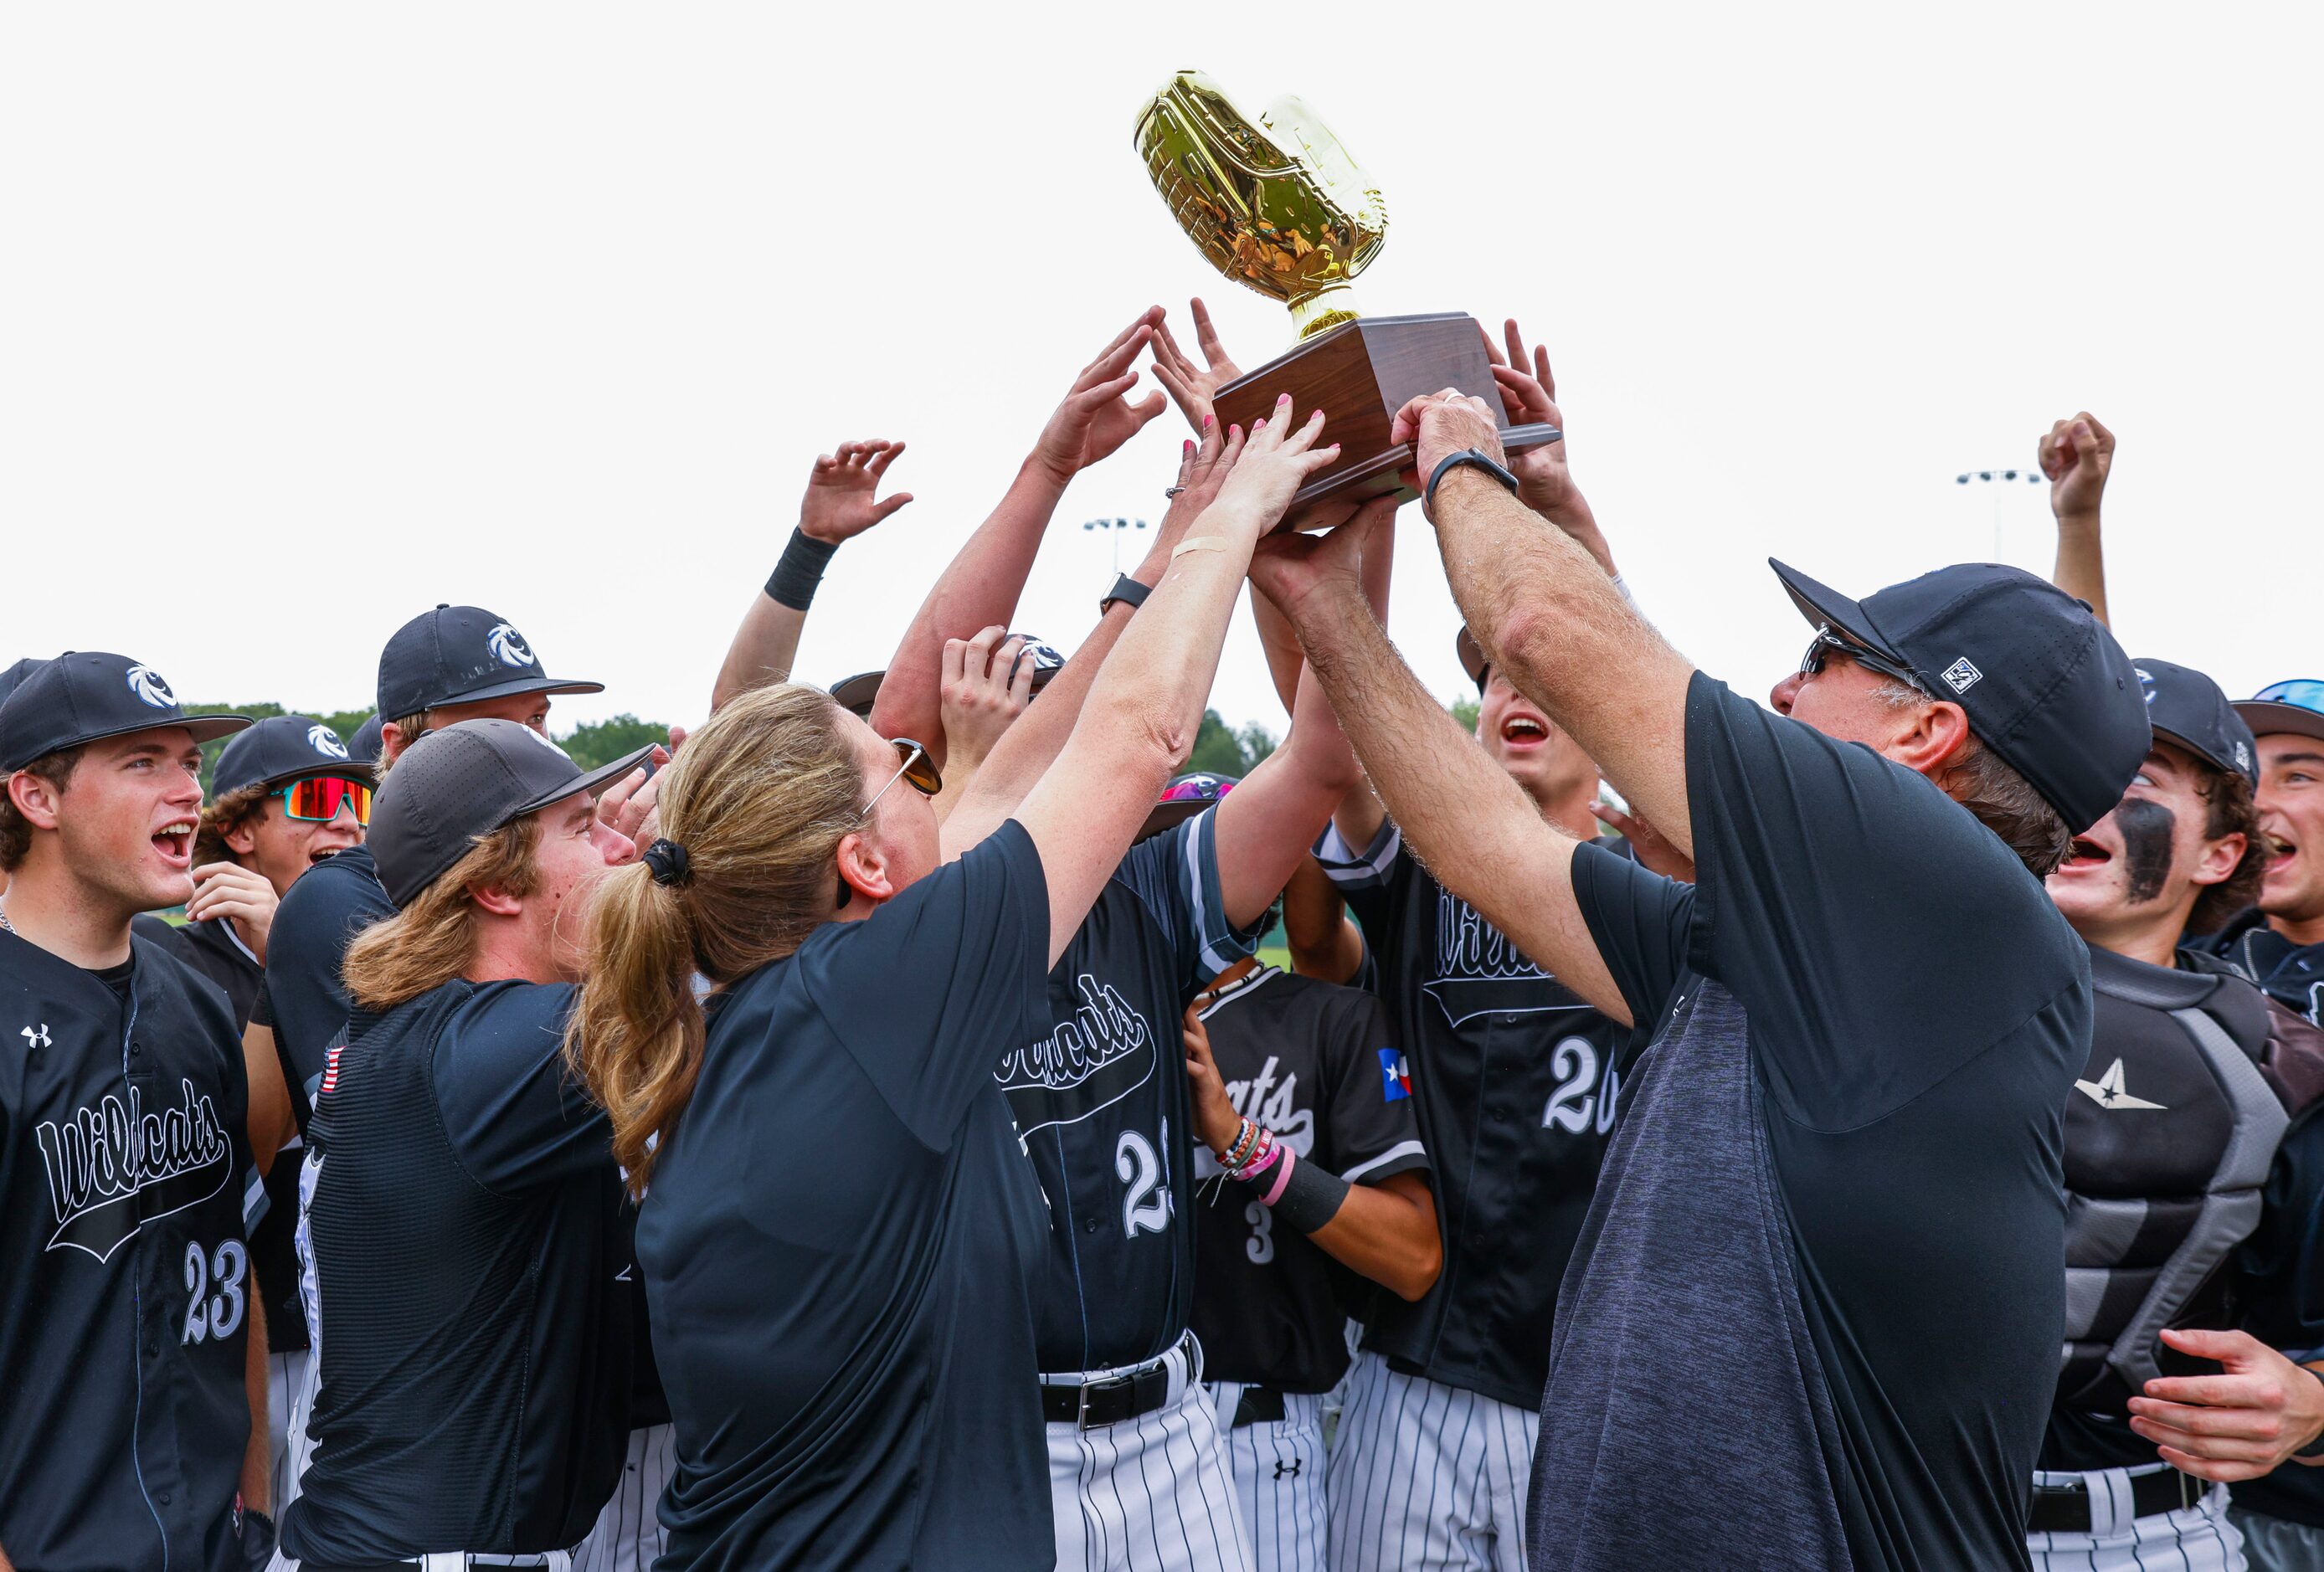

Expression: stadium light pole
xmin=1082 ymin=516 xmax=1149 ymax=575
xmin=1955 ymin=467 xmax=2044 ymax=561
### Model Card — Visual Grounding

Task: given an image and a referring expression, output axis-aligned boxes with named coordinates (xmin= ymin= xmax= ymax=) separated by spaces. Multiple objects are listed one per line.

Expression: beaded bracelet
xmin=1221 ymin=1117 xmax=1261 ymax=1173
xmin=1234 ymin=1132 xmax=1283 ymax=1186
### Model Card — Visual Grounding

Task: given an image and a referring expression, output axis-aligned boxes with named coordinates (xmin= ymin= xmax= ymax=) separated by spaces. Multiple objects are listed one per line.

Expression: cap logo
xmin=2135 ymin=667 xmax=2157 ymax=705
xmin=124 ymin=664 xmax=177 ymax=709
xmin=307 ymin=725 xmax=350 ymax=760
xmin=2235 ymin=740 xmax=2253 ymax=773
xmin=1941 ymin=657 xmax=1984 ymax=695
xmin=518 ymin=724 xmax=575 ymax=763
xmin=485 ymin=622 xmax=536 ymax=670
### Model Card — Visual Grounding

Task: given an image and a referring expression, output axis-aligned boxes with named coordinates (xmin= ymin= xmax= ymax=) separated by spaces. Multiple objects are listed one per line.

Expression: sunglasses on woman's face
xmin=838 ymin=739 xmax=945 ymax=910
xmin=278 ymin=775 xmax=374 ymax=826
xmin=1798 ymin=625 xmax=1927 ymax=696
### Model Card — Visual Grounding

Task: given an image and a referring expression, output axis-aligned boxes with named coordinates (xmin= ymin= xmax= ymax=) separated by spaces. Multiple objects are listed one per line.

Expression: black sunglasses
xmin=1799 ymin=625 xmax=1927 ymax=695
xmin=837 ymin=738 xmax=944 ymax=910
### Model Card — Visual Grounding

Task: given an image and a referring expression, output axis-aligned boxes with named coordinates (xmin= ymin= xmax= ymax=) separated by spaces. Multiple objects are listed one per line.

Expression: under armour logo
xmin=1273 ymin=1458 xmax=1303 ymax=1480
xmin=1941 ymin=657 xmax=1984 ymax=695
xmin=2075 ymin=1058 xmax=2166 ymax=1111
xmin=21 ymin=1024 xmax=49 ymax=1050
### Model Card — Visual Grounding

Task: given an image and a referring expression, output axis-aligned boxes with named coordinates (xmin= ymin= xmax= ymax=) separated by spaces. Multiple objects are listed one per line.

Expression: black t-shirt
xmin=1539 ymin=674 xmax=2090 ymax=1572
xmin=281 ymin=979 xmax=635 ymax=1563
xmin=255 ymin=844 xmax=391 ymax=1130
xmin=640 ymin=820 xmax=1056 ymax=1572
xmin=1187 ymin=964 xmax=1427 ymax=1391
xmin=1314 ymin=819 xmax=1631 ymax=1410
xmin=1000 ymin=806 xmax=1257 ymax=1374
xmin=0 ymin=932 xmax=262 ymax=1572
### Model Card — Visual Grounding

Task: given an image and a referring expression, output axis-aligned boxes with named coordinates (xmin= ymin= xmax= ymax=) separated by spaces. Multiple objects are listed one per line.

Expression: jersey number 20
xmin=1543 ymin=1037 xmax=1620 ymax=1137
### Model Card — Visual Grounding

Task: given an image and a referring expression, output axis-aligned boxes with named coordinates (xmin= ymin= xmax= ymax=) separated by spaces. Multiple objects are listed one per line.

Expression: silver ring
xmin=1165 ymin=485 xmax=1186 ymax=499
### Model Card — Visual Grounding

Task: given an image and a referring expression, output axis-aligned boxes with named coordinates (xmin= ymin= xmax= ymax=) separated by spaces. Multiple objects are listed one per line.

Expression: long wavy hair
xmin=564 ymin=684 xmax=865 ymax=1194
xmin=342 ymin=817 xmax=542 ymax=1013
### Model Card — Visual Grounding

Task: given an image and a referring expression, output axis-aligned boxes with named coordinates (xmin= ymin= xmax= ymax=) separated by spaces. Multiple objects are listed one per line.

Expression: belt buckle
xmin=1077 ymin=1373 xmax=1131 ymax=1430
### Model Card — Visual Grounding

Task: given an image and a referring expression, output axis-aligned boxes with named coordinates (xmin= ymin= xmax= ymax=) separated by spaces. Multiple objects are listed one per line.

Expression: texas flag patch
xmin=1378 ymin=1048 xmax=1412 ymax=1102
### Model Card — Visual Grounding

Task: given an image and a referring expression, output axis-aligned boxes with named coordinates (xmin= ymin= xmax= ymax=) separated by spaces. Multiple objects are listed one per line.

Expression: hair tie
xmin=642 ymin=837 xmax=692 ymax=886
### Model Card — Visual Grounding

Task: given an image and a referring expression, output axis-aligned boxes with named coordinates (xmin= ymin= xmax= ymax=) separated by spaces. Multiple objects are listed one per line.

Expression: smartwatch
xmin=1099 ymin=574 xmax=1152 ymax=615
xmin=1425 ymin=447 xmax=1521 ymax=511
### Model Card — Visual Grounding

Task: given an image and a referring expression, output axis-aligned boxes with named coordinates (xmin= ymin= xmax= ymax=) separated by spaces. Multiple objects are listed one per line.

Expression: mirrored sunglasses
xmin=280 ymin=775 xmax=373 ymax=825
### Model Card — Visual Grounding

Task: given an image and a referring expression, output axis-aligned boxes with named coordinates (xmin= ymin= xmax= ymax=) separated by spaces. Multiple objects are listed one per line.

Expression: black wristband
xmin=1099 ymin=573 xmax=1152 ymax=615
xmin=1424 ymin=447 xmax=1521 ymax=511
xmin=765 ymin=528 xmax=840 ymax=611
xmin=1267 ymin=1150 xmax=1351 ymax=1235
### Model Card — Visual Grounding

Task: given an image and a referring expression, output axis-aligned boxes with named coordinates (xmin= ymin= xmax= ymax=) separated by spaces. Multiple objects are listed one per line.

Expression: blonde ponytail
xmin=565 ymin=684 xmax=865 ymax=1194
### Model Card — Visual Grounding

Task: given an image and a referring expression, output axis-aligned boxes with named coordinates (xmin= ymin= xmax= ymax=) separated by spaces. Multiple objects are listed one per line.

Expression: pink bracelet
xmin=1260 ymin=1147 xmax=1298 ymax=1207
xmin=1236 ymin=1136 xmax=1283 ymax=1186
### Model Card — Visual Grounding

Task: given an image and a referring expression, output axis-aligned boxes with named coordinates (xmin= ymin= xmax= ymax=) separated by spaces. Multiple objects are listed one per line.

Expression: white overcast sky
xmin=3 ymin=5 xmax=2316 ymax=738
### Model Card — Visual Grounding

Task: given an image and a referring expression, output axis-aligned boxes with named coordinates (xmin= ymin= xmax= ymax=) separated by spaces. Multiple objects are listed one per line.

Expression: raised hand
xmin=1149 ymin=298 xmax=1246 ymax=433
xmin=939 ymin=626 xmax=1034 ymax=773
xmin=1206 ymin=396 xmax=1343 ymax=531
xmin=1154 ymin=416 xmax=1243 ymax=544
xmin=1248 ymin=496 xmax=1396 ymax=619
xmin=1182 ymin=1001 xmax=1245 ymax=1160
xmin=1482 ymin=319 xmax=1576 ymax=517
xmin=1031 ymin=308 xmax=1171 ymax=484
xmin=1390 ymin=389 xmax=1504 ymax=511
xmin=800 ymin=440 xmax=915 ymax=543
xmin=2039 ymin=412 xmax=2116 ymax=521
xmin=1591 ymin=795 xmax=1696 ymax=883
xmin=595 ymin=746 xmax=672 ymax=841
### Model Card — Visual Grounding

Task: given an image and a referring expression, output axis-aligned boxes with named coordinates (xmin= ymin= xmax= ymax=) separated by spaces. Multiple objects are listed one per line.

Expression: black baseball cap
xmin=345 ymin=713 xmax=385 ymax=768
xmin=2234 ymin=680 xmax=2324 ymax=747
xmin=0 ymin=657 xmax=49 ymax=711
xmin=1770 ymin=559 xmax=2148 ymax=835
xmin=376 ymin=604 xmax=603 ymax=721
xmin=2131 ymin=660 xmax=2258 ymax=786
xmin=1456 ymin=627 xmax=1488 ymax=688
xmin=829 ymin=635 xmax=1066 ymax=722
xmin=0 ymin=652 xmax=250 ymax=773
xmin=210 ymin=715 xmax=369 ymax=798
xmin=367 ymin=719 xmax=653 ymax=907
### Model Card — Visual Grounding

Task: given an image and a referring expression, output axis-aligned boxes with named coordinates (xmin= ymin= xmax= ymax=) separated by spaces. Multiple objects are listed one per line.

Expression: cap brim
xmin=829 ymin=671 xmax=885 ymax=717
xmin=1766 ymin=559 xmax=1905 ymax=662
xmin=511 ymin=743 xmax=659 ymax=819
xmin=433 ymin=675 xmax=606 ymax=708
xmin=1455 ymin=627 xmax=1487 ymax=687
xmin=2148 ymin=725 xmax=2244 ymax=782
xmin=1135 ymin=799 xmax=1211 ymax=843
xmin=2234 ymin=701 xmax=2324 ymax=745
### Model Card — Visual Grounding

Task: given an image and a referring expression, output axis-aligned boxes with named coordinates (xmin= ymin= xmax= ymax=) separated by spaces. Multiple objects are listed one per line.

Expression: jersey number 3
xmin=183 ymin=1238 xmax=249 ymax=1344
xmin=1116 ymin=1128 xmax=1172 ymax=1239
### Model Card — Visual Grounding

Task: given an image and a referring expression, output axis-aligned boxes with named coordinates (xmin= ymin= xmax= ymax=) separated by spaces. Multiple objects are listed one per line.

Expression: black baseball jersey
xmin=0 ymin=928 xmax=263 ymax=1572
xmin=280 ymin=979 xmax=635 ymax=1564
xmin=1315 ymin=818 xmax=1631 ymax=1410
xmin=2203 ymin=907 xmax=2324 ymax=1025
xmin=1187 ymin=963 xmax=1427 ymax=1392
xmin=1001 ymin=805 xmax=1257 ymax=1374
xmin=253 ymin=843 xmax=392 ymax=1129
xmin=133 ymin=910 xmax=310 ymax=1357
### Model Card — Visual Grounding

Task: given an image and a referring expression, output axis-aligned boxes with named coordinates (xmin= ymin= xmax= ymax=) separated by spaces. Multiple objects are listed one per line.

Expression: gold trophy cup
xmin=1135 ymin=70 xmax=1558 ymax=516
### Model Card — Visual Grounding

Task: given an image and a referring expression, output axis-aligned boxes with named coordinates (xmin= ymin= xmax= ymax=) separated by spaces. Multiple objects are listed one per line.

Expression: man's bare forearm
xmin=2051 ymin=513 xmax=2110 ymax=629
xmin=709 ymin=594 xmax=809 ymax=713
xmin=1432 ymin=471 xmax=1694 ymax=854
xmin=871 ymin=457 xmax=1069 ymax=759
xmin=1289 ymin=582 xmax=1630 ymax=1021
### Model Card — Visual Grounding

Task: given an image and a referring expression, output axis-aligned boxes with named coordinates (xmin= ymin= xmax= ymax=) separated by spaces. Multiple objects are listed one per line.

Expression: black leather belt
xmin=1229 ymin=1385 xmax=1288 ymax=1429
xmin=2026 ymin=1468 xmax=2202 ymax=1534
xmin=1042 ymin=1336 xmax=1195 ymax=1430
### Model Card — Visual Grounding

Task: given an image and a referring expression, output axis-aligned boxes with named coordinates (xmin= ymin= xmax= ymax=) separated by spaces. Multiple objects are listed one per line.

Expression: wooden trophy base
xmin=1209 ymin=311 xmax=1556 ymax=527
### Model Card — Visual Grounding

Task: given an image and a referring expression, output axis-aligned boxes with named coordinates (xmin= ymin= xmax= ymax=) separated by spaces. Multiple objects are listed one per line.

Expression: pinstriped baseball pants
xmin=2027 ymin=1467 xmax=2244 ymax=1571
xmin=1046 ymin=1338 xmax=1254 ymax=1572
xmin=1205 ymin=1384 xmax=1328 ymax=1572
xmin=1325 ymin=1352 xmax=1534 ymax=1572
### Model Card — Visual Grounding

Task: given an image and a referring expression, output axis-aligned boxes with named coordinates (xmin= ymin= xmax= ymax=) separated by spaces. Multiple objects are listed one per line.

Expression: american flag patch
xmin=320 ymin=1043 xmax=343 ymax=1097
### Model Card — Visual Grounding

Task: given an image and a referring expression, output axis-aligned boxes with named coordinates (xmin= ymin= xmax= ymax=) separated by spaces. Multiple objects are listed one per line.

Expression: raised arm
xmin=1252 ymin=512 xmax=1633 ymax=1024
xmin=869 ymin=310 xmax=1168 ymax=761
xmin=939 ymin=420 xmax=1238 ymax=857
xmin=1015 ymin=403 xmax=1341 ymax=963
xmin=2039 ymin=411 xmax=2115 ymax=628
xmin=711 ymin=439 xmax=914 ymax=712
xmin=1395 ymin=393 xmax=1696 ymax=860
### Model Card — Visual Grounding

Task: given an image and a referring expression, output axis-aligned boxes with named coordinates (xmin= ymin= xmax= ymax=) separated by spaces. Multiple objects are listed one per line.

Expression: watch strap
xmin=1425 ymin=447 xmax=1520 ymax=511
xmin=1099 ymin=573 xmax=1153 ymax=614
